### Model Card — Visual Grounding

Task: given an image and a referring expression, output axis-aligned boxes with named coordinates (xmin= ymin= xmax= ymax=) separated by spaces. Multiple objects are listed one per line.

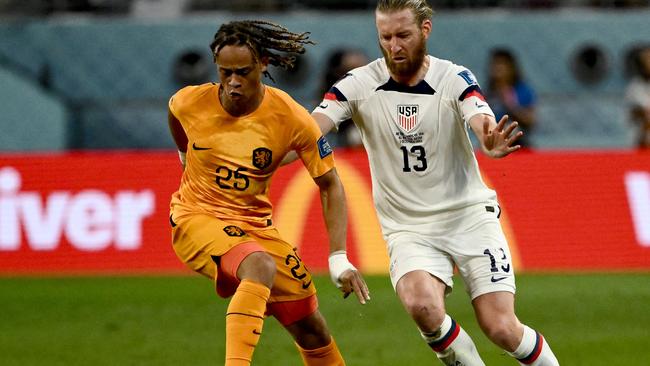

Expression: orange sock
xmin=225 ymin=279 xmax=271 ymax=366
xmin=297 ymin=337 xmax=345 ymax=366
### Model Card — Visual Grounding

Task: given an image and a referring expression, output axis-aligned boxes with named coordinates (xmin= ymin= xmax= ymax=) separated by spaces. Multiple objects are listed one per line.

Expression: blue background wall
xmin=1 ymin=10 xmax=648 ymax=150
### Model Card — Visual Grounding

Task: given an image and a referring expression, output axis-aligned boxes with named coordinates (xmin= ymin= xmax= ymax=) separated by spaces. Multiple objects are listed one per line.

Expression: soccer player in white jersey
xmin=312 ymin=1 xmax=561 ymax=365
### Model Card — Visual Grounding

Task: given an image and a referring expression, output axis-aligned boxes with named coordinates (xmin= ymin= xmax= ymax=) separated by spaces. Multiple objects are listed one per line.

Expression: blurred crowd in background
xmin=2 ymin=0 xmax=650 ymax=14
xmin=1 ymin=1 xmax=650 ymax=151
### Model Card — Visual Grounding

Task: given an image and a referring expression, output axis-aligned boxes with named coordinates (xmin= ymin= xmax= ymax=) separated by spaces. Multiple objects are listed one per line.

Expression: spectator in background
xmin=318 ymin=48 xmax=369 ymax=147
xmin=625 ymin=45 xmax=650 ymax=149
xmin=486 ymin=48 xmax=537 ymax=148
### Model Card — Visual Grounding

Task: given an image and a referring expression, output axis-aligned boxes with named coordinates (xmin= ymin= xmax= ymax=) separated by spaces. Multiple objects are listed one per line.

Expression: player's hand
xmin=339 ymin=269 xmax=371 ymax=305
xmin=328 ymin=251 xmax=370 ymax=305
xmin=482 ymin=115 xmax=522 ymax=158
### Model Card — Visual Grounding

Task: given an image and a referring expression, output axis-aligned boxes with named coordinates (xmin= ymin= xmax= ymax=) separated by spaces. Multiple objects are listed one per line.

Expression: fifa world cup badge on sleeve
xmin=458 ymin=70 xmax=478 ymax=85
xmin=317 ymin=136 xmax=333 ymax=159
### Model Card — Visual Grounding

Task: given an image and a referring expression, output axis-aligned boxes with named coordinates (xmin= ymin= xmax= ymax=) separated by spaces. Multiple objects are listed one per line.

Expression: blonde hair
xmin=376 ymin=0 xmax=434 ymax=25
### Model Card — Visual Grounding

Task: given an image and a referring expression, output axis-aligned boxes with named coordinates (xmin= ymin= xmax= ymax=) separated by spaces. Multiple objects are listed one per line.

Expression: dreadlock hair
xmin=210 ymin=20 xmax=314 ymax=82
xmin=376 ymin=0 xmax=434 ymax=26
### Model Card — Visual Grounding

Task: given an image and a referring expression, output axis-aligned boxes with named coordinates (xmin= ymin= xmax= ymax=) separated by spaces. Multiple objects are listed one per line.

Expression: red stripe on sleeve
xmin=324 ymin=92 xmax=337 ymax=101
xmin=466 ymin=90 xmax=486 ymax=102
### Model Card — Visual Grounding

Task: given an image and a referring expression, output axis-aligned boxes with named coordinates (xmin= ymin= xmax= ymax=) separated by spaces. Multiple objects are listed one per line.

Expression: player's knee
xmin=281 ymin=310 xmax=332 ymax=350
xmin=253 ymin=252 xmax=277 ymax=285
xmin=292 ymin=312 xmax=332 ymax=349
xmin=479 ymin=316 xmax=521 ymax=351
xmin=238 ymin=251 xmax=276 ymax=288
xmin=401 ymin=295 xmax=446 ymax=330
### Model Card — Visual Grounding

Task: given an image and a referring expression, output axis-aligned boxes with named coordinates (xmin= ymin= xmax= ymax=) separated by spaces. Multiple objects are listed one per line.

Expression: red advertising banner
xmin=0 ymin=149 xmax=649 ymax=275
xmin=0 ymin=152 xmax=184 ymax=274
xmin=477 ymin=150 xmax=650 ymax=271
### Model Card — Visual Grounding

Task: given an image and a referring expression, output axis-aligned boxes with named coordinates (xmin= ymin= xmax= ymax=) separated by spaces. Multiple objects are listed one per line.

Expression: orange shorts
xmin=170 ymin=212 xmax=318 ymax=324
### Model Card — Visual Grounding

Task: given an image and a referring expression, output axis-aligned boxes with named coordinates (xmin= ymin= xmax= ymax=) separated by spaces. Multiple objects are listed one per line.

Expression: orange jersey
xmin=169 ymin=83 xmax=334 ymax=229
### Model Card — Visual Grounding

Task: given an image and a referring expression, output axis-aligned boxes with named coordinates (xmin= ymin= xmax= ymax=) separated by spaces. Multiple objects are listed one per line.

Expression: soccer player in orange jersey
xmin=167 ymin=20 xmax=370 ymax=366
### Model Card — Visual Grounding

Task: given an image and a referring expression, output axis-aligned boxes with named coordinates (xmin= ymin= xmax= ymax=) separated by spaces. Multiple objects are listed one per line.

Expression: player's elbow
xmin=314 ymin=168 xmax=340 ymax=190
xmin=316 ymin=169 xmax=347 ymax=207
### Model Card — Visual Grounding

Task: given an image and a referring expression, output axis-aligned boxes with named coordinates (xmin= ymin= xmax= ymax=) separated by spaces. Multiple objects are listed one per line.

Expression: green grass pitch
xmin=1 ymin=273 xmax=649 ymax=365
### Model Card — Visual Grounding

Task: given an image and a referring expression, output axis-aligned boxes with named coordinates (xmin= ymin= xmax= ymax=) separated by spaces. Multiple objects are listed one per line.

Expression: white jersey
xmin=314 ymin=55 xmax=498 ymax=234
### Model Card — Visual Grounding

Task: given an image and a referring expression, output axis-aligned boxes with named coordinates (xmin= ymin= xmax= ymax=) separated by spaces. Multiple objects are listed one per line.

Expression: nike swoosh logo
xmin=491 ymin=276 xmax=508 ymax=283
xmin=252 ymin=329 xmax=262 ymax=335
xmin=301 ymin=280 xmax=312 ymax=289
xmin=318 ymin=103 xmax=328 ymax=109
xmin=192 ymin=142 xmax=211 ymax=151
xmin=475 ymin=102 xmax=487 ymax=109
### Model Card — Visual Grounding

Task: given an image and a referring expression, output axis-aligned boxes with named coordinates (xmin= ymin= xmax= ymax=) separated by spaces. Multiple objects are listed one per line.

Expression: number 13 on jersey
xmin=400 ymin=145 xmax=428 ymax=172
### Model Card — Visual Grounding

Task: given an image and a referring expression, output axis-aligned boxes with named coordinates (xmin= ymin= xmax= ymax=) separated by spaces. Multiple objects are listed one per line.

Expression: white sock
xmin=420 ymin=314 xmax=486 ymax=366
xmin=508 ymin=325 xmax=560 ymax=366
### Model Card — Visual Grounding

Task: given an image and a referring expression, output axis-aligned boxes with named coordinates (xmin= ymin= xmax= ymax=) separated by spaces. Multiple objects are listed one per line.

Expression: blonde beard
xmin=381 ymin=37 xmax=427 ymax=80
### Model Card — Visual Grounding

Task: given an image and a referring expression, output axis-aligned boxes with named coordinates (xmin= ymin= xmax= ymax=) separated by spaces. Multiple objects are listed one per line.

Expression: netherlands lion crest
xmin=223 ymin=225 xmax=245 ymax=237
xmin=252 ymin=147 xmax=272 ymax=169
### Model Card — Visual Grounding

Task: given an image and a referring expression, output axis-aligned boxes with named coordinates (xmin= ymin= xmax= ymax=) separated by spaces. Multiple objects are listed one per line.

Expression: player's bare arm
xmin=469 ymin=113 xmax=523 ymax=159
xmin=312 ymin=112 xmax=337 ymax=136
xmin=167 ymin=108 xmax=189 ymax=169
xmin=280 ymin=113 xmax=338 ymax=166
xmin=313 ymin=168 xmax=370 ymax=305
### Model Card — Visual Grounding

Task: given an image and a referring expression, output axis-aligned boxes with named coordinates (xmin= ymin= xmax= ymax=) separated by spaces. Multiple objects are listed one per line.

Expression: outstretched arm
xmin=168 ymin=108 xmax=188 ymax=169
xmin=469 ymin=113 xmax=523 ymax=158
xmin=314 ymin=168 xmax=370 ymax=305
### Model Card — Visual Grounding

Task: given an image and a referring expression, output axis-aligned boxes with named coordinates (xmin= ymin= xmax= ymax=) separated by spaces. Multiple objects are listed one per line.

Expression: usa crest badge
xmin=397 ymin=105 xmax=419 ymax=133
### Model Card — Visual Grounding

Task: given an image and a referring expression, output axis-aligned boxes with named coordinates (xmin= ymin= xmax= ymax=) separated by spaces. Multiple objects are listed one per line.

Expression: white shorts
xmin=386 ymin=202 xmax=516 ymax=300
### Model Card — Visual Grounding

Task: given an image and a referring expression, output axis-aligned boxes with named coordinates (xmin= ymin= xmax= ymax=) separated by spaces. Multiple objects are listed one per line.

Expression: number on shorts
xmin=285 ymin=250 xmax=312 ymax=289
xmin=285 ymin=253 xmax=307 ymax=280
xmin=483 ymin=248 xmax=511 ymax=273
